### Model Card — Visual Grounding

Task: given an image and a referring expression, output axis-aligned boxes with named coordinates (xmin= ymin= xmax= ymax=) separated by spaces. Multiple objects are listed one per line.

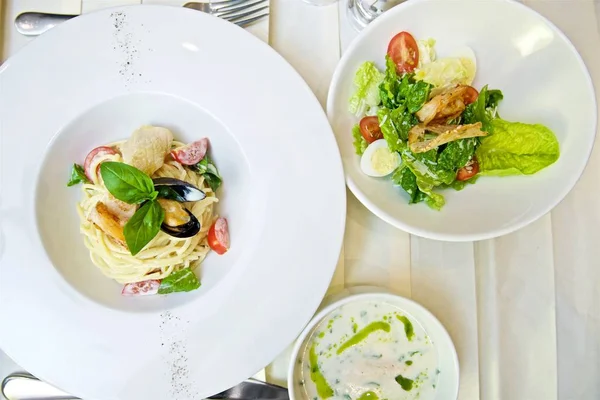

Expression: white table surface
xmin=2 ymin=0 xmax=600 ymax=399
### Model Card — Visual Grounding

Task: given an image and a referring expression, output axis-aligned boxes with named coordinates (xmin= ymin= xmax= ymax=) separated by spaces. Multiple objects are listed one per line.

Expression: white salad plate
xmin=328 ymin=0 xmax=597 ymax=241
xmin=287 ymin=287 xmax=459 ymax=400
xmin=0 ymin=5 xmax=346 ymax=399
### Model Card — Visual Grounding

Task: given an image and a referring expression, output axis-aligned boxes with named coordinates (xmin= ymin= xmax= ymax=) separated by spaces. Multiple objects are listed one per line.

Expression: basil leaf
xmin=193 ymin=156 xmax=222 ymax=192
xmin=203 ymin=174 xmax=222 ymax=192
xmin=100 ymin=161 xmax=156 ymax=204
xmin=67 ymin=163 xmax=89 ymax=186
xmin=158 ymin=268 xmax=201 ymax=294
xmin=123 ymin=200 xmax=164 ymax=256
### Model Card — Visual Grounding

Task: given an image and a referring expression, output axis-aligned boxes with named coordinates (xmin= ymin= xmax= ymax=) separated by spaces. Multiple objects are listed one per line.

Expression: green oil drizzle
xmin=309 ymin=344 xmax=333 ymax=398
xmin=357 ymin=391 xmax=379 ymax=400
xmin=396 ymin=315 xmax=415 ymax=341
xmin=336 ymin=321 xmax=391 ymax=355
xmin=405 ymin=360 xmax=413 ymax=366
xmin=395 ymin=374 xmax=414 ymax=391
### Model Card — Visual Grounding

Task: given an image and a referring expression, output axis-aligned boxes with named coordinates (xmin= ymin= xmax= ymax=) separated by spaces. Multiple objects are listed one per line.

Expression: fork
xmin=14 ymin=0 xmax=269 ymax=36
xmin=185 ymin=0 xmax=269 ymax=26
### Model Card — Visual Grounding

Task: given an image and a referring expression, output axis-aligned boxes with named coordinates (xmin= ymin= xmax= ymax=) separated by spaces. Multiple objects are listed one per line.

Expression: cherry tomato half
xmin=387 ymin=31 xmax=419 ymax=74
xmin=463 ymin=86 xmax=479 ymax=105
xmin=359 ymin=116 xmax=383 ymax=144
xmin=457 ymin=158 xmax=480 ymax=181
xmin=208 ymin=217 xmax=230 ymax=255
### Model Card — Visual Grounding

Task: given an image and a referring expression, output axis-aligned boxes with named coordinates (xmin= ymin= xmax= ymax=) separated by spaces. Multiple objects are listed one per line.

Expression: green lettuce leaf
xmin=463 ymin=85 xmax=503 ymax=133
xmin=392 ymin=166 xmax=425 ymax=204
xmin=476 ymin=119 xmax=560 ymax=176
xmin=379 ymin=56 xmax=401 ymax=109
xmin=446 ymin=176 xmax=479 ymax=191
xmin=406 ymin=80 xmax=432 ymax=113
xmin=400 ymin=149 xmax=456 ymax=210
xmin=377 ymin=107 xmax=418 ymax=151
xmin=437 ymin=138 xmax=477 ymax=171
xmin=349 ymin=61 xmax=384 ymax=116
xmin=352 ymin=125 xmax=368 ymax=155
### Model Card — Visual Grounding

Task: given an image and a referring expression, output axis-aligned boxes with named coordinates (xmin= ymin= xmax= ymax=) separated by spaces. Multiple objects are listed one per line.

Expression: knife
xmin=1 ymin=372 xmax=290 ymax=400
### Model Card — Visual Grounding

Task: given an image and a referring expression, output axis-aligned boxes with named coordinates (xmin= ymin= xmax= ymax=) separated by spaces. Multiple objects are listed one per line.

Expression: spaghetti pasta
xmin=76 ymin=139 xmax=219 ymax=285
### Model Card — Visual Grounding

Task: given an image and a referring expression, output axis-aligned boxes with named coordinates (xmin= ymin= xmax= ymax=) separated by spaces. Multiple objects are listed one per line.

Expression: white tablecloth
xmin=2 ymin=0 xmax=600 ymax=399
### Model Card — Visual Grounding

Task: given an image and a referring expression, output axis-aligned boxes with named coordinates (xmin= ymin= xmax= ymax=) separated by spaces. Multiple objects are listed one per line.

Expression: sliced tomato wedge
xmin=463 ymin=86 xmax=479 ymax=105
xmin=208 ymin=217 xmax=229 ymax=255
xmin=457 ymin=158 xmax=480 ymax=181
xmin=171 ymin=138 xmax=209 ymax=165
xmin=84 ymin=146 xmax=118 ymax=182
xmin=387 ymin=31 xmax=419 ymax=74
xmin=359 ymin=116 xmax=383 ymax=144
xmin=121 ymin=280 xmax=161 ymax=296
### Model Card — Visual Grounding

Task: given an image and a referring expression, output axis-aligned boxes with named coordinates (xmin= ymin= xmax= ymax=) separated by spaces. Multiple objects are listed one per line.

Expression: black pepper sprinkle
xmin=160 ymin=311 xmax=197 ymax=398
xmin=110 ymin=11 xmax=141 ymax=86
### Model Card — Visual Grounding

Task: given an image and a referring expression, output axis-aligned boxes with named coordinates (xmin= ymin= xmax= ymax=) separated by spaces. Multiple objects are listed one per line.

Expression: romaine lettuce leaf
xmin=377 ymin=107 xmax=418 ymax=151
xmin=476 ymin=119 xmax=560 ymax=176
xmin=352 ymin=124 xmax=368 ymax=155
xmin=400 ymin=149 xmax=456 ymax=210
xmin=406 ymin=80 xmax=432 ymax=113
xmin=437 ymin=138 xmax=477 ymax=171
xmin=463 ymin=85 xmax=503 ymax=133
xmin=379 ymin=56 xmax=401 ymax=109
xmin=349 ymin=62 xmax=384 ymax=116
xmin=392 ymin=166 xmax=424 ymax=204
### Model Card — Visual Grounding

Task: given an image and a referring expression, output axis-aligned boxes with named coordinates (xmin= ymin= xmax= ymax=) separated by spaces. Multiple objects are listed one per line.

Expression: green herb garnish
xmin=395 ymin=374 xmax=414 ymax=391
xmin=123 ymin=200 xmax=164 ymax=256
xmin=100 ymin=161 xmax=158 ymax=204
xmin=100 ymin=162 xmax=164 ymax=255
xmin=158 ymin=268 xmax=201 ymax=294
xmin=67 ymin=163 xmax=89 ymax=186
xmin=194 ymin=156 xmax=222 ymax=192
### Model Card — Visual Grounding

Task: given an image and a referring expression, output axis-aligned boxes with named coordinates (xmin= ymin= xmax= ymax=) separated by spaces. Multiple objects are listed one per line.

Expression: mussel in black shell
xmin=153 ymin=177 xmax=206 ymax=202
xmin=158 ymin=199 xmax=201 ymax=238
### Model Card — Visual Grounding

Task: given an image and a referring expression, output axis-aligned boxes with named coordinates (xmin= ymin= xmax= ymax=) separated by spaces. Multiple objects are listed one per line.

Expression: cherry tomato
xmin=84 ymin=146 xmax=118 ymax=182
xmin=121 ymin=280 xmax=160 ymax=296
xmin=463 ymin=86 xmax=479 ymax=105
xmin=387 ymin=31 xmax=419 ymax=74
xmin=171 ymin=138 xmax=209 ymax=165
xmin=359 ymin=116 xmax=383 ymax=144
xmin=457 ymin=158 xmax=480 ymax=181
xmin=208 ymin=217 xmax=229 ymax=255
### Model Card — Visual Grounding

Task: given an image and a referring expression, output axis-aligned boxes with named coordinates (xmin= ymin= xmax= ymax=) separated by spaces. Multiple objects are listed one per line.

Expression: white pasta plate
xmin=328 ymin=0 xmax=597 ymax=241
xmin=0 ymin=5 xmax=345 ymax=399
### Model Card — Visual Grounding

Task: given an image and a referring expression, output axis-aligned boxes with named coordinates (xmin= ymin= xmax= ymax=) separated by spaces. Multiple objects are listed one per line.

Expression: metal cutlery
xmin=14 ymin=0 xmax=269 ymax=36
xmin=1 ymin=372 xmax=289 ymax=400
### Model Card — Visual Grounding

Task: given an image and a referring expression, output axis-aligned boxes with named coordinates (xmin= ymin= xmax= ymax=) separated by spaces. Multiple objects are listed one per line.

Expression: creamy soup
xmin=297 ymin=300 xmax=440 ymax=400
